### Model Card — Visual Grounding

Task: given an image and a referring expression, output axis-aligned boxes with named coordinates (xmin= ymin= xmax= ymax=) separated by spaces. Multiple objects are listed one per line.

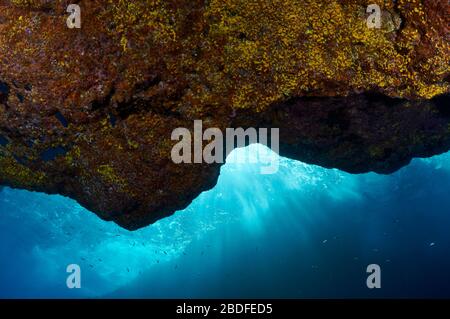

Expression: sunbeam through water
xmin=1 ymin=144 xmax=450 ymax=298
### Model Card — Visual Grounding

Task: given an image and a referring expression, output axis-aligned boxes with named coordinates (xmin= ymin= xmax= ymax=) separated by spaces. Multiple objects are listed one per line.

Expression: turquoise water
xmin=0 ymin=144 xmax=450 ymax=298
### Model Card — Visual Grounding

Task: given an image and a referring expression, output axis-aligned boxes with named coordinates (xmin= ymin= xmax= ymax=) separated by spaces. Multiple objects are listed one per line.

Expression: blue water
xmin=0 ymin=144 xmax=450 ymax=298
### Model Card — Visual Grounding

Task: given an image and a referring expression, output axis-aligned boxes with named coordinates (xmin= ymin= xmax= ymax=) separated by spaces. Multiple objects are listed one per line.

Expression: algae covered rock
xmin=0 ymin=0 xmax=449 ymax=229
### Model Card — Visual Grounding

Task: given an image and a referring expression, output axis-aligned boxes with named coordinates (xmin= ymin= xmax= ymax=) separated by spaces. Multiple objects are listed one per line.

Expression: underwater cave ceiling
xmin=0 ymin=0 xmax=449 ymax=230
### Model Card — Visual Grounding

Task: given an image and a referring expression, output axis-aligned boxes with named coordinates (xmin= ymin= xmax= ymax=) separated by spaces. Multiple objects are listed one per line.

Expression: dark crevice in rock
xmin=54 ymin=111 xmax=69 ymax=128
xmin=40 ymin=146 xmax=69 ymax=162
xmin=0 ymin=134 xmax=9 ymax=146
xmin=91 ymin=87 xmax=116 ymax=112
xmin=0 ymin=81 xmax=10 ymax=105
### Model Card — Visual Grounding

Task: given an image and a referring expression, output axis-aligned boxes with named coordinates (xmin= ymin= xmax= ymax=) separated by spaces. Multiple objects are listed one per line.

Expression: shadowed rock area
xmin=0 ymin=0 xmax=449 ymax=230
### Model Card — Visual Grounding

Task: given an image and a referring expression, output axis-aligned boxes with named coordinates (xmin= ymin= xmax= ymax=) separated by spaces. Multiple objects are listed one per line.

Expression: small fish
xmin=163 ymin=251 xmax=167 ymax=255
xmin=322 ymin=240 xmax=328 ymax=244
xmin=127 ymin=268 xmax=130 ymax=272
xmin=430 ymin=242 xmax=436 ymax=247
xmin=89 ymin=264 xmax=94 ymax=268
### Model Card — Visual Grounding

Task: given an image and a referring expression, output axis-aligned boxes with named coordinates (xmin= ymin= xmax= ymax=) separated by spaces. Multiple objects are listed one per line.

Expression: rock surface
xmin=0 ymin=0 xmax=449 ymax=230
